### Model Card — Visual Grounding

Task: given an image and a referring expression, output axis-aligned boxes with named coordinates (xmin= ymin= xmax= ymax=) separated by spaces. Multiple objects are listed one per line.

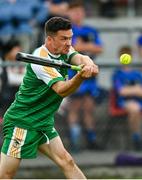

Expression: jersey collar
xmin=42 ymin=45 xmax=61 ymax=59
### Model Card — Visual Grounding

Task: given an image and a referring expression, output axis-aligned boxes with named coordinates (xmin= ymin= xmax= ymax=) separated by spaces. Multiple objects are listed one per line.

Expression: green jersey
xmin=4 ymin=45 xmax=78 ymax=131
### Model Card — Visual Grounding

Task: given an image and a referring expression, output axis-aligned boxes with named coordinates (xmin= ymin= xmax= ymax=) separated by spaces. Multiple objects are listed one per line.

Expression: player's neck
xmin=43 ymin=44 xmax=60 ymax=58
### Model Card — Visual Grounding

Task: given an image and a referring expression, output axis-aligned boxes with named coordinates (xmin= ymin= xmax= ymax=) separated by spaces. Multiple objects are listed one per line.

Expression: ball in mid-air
xmin=120 ymin=53 xmax=132 ymax=64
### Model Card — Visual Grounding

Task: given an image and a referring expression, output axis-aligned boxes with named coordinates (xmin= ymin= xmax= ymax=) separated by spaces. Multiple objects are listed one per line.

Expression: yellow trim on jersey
xmin=8 ymin=127 xmax=27 ymax=158
xmin=43 ymin=66 xmax=59 ymax=78
xmin=40 ymin=47 xmax=59 ymax=78
xmin=40 ymin=47 xmax=48 ymax=57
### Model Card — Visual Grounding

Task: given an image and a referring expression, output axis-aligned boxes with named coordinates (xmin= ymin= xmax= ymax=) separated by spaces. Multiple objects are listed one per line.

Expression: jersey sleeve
xmin=31 ymin=64 xmax=64 ymax=87
xmin=31 ymin=47 xmax=64 ymax=87
xmin=66 ymin=46 xmax=79 ymax=64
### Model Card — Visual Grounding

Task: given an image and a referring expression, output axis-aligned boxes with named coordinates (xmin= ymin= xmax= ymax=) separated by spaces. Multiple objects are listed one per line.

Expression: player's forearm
xmin=79 ymin=55 xmax=94 ymax=66
xmin=71 ymin=54 xmax=94 ymax=66
xmin=52 ymin=73 xmax=84 ymax=97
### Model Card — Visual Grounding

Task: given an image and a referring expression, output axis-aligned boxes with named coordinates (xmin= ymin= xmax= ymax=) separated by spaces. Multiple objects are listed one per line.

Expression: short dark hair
xmin=45 ymin=17 xmax=72 ymax=37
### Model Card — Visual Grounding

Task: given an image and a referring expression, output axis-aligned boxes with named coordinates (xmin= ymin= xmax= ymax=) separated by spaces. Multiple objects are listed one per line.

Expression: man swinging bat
xmin=0 ymin=16 xmax=98 ymax=179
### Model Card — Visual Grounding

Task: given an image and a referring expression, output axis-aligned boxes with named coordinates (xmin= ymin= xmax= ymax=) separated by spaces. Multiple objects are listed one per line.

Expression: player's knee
xmin=65 ymin=154 xmax=75 ymax=169
xmin=62 ymin=155 xmax=75 ymax=171
xmin=58 ymin=150 xmax=75 ymax=170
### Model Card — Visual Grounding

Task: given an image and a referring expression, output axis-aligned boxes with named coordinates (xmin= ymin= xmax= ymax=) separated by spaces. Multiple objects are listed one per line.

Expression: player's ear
xmin=46 ymin=36 xmax=52 ymax=42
